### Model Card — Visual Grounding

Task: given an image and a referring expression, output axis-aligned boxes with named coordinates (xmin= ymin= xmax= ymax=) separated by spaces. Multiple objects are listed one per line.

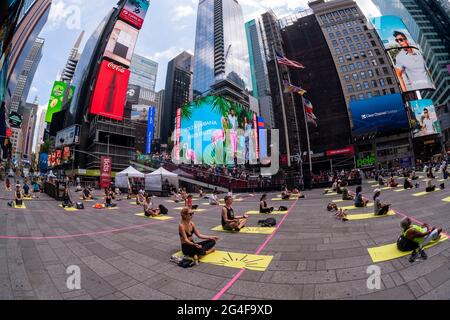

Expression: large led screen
xmin=350 ymin=93 xmax=409 ymax=135
xmin=175 ymin=95 xmax=259 ymax=165
xmin=409 ymin=99 xmax=440 ymax=138
xmin=104 ymin=20 xmax=138 ymax=67
xmin=119 ymin=0 xmax=150 ymax=30
xmin=89 ymin=60 xmax=130 ymax=121
xmin=370 ymin=16 xmax=435 ymax=93
xmin=45 ymin=81 xmax=74 ymax=123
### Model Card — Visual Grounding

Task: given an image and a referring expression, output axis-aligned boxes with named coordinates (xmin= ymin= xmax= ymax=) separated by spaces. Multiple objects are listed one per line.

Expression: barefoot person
xmin=179 ymin=208 xmax=218 ymax=259
xmin=399 ymin=217 xmax=443 ymax=263
xmin=221 ymin=196 xmax=248 ymax=231
xmin=143 ymin=195 xmax=161 ymax=217
xmin=82 ymin=186 xmax=93 ymax=200
xmin=373 ymin=189 xmax=390 ymax=216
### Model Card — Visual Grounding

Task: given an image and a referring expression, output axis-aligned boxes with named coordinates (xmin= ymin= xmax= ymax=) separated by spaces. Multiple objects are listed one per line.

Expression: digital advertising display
xmin=89 ymin=60 xmax=130 ymax=121
xmin=45 ymin=81 xmax=75 ymax=123
xmin=350 ymin=93 xmax=409 ymax=136
xmin=131 ymin=105 xmax=150 ymax=121
xmin=119 ymin=0 xmax=150 ymax=29
xmin=409 ymin=99 xmax=440 ymax=138
xmin=146 ymin=106 xmax=155 ymax=154
xmin=258 ymin=117 xmax=267 ymax=160
xmin=175 ymin=95 xmax=259 ymax=165
xmin=104 ymin=20 xmax=138 ymax=67
xmin=55 ymin=125 xmax=81 ymax=148
xmin=370 ymin=16 xmax=435 ymax=93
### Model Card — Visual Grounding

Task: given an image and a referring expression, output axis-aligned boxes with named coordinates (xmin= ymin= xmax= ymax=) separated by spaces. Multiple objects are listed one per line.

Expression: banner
xmin=103 ymin=20 xmax=138 ymax=67
xmin=8 ymin=111 xmax=22 ymax=128
xmin=258 ymin=117 xmax=267 ymax=160
xmin=89 ymin=60 xmax=130 ymax=121
xmin=39 ymin=153 xmax=48 ymax=173
xmin=370 ymin=16 xmax=435 ymax=93
xmin=146 ymin=106 xmax=155 ymax=154
xmin=174 ymin=108 xmax=181 ymax=161
xmin=326 ymin=146 xmax=355 ymax=157
xmin=100 ymin=156 xmax=112 ymax=189
xmin=45 ymin=81 xmax=65 ymax=123
xmin=409 ymin=99 xmax=441 ymax=138
xmin=119 ymin=0 xmax=150 ymax=29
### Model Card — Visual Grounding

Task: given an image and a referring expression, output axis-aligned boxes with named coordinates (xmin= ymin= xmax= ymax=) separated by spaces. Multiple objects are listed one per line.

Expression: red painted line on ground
xmin=212 ymin=197 xmax=299 ymax=301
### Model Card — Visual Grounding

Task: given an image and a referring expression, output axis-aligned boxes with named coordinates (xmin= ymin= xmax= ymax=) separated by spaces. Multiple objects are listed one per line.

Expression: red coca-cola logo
xmin=107 ymin=62 xmax=125 ymax=73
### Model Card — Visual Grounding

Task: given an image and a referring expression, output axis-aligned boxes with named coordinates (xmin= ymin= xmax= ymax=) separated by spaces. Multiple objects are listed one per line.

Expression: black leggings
xmin=260 ymin=207 xmax=273 ymax=214
xmin=376 ymin=206 xmax=389 ymax=216
xmin=182 ymin=240 xmax=216 ymax=257
xmin=426 ymin=186 xmax=436 ymax=192
xmin=281 ymin=195 xmax=290 ymax=200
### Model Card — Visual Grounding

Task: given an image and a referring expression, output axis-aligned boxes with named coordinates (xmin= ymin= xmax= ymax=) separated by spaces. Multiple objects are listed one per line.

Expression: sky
xmin=27 ymin=0 xmax=381 ymax=114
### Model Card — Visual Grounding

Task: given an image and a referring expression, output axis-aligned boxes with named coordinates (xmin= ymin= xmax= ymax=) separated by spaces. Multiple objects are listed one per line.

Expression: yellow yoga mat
xmin=174 ymin=207 xmax=206 ymax=212
xmin=129 ymin=202 xmax=142 ymax=205
xmin=325 ymin=193 xmax=338 ymax=196
xmin=23 ymin=196 xmax=33 ymax=201
xmin=368 ymin=235 xmax=448 ymax=263
xmin=245 ymin=210 xmax=287 ymax=215
xmin=412 ymin=190 xmax=440 ymax=197
xmin=271 ymin=197 xmax=299 ymax=201
xmin=346 ymin=210 xmax=396 ymax=221
xmin=332 ymin=199 xmax=345 ymax=203
xmin=339 ymin=203 xmax=374 ymax=210
xmin=173 ymin=250 xmax=273 ymax=271
xmin=368 ymin=181 xmax=376 ymax=184
xmin=135 ymin=213 xmax=173 ymax=220
xmin=211 ymin=225 xmax=275 ymax=235
xmin=442 ymin=197 xmax=450 ymax=203
xmin=394 ymin=188 xmax=409 ymax=192
xmin=12 ymin=203 xmax=27 ymax=209
xmin=59 ymin=205 xmax=78 ymax=212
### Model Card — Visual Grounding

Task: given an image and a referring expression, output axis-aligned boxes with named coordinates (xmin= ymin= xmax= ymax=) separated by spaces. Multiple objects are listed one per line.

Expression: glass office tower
xmin=193 ymin=0 xmax=251 ymax=97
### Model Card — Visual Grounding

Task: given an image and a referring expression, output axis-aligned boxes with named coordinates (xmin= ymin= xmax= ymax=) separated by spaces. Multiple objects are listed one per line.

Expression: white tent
xmin=172 ymin=168 xmax=194 ymax=179
xmin=115 ymin=166 xmax=145 ymax=188
xmin=145 ymin=168 xmax=178 ymax=191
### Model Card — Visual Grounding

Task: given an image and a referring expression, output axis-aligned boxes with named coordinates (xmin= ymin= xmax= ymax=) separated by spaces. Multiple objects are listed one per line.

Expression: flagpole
xmin=272 ymin=46 xmax=291 ymax=167
xmin=286 ymin=72 xmax=303 ymax=179
xmin=301 ymin=96 xmax=313 ymax=175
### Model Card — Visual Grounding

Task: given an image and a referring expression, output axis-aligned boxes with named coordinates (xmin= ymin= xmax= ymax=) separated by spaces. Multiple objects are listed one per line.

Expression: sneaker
xmin=170 ymin=255 xmax=182 ymax=264
xmin=419 ymin=250 xmax=428 ymax=260
xmin=409 ymin=250 xmax=419 ymax=263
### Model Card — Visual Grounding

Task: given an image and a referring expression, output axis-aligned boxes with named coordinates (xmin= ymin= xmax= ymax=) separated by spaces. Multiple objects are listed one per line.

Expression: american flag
xmin=304 ymin=98 xmax=318 ymax=128
xmin=276 ymin=51 xmax=305 ymax=69
xmin=283 ymin=80 xmax=307 ymax=96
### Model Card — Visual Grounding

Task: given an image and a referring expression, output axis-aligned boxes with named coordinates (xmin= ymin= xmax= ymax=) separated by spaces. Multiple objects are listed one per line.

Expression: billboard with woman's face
xmin=370 ymin=16 xmax=435 ymax=93
xmin=409 ymin=99 xmax=440 ymax=138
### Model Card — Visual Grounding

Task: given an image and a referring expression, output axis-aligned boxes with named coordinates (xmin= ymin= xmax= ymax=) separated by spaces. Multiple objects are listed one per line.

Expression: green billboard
xmin=45 ymin=81 xmax=74 ymax=123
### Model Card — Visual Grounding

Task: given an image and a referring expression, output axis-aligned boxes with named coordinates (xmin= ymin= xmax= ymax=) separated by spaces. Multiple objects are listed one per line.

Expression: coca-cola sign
xmin=107 ymin=62 xmax=126 ymax=73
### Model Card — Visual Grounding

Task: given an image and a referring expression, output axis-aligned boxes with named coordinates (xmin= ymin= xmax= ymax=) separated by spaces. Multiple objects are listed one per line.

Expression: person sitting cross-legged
xmin=143 ymin=195 xmax=161 ymax=217
xmin=388 ymin=174 xmax=399 ymax=188
xmin=341 ymin=181 xmax=354 ymax=201
xmin=82 ymin=186 xmax=93 ymax=200
xmin=399 ymin=217 xmax=443 ymax=263
xmin=425 ymin=173 xmax=436 ymax=192
xmin=208 ymin=192 xmax=220 ymax=205
xmin=221 ymin=196 xmax=248 ymax=231
xmin=281 ymin=185 xmax=291 ymax=200
xmin=179 ymin=208 xmax=218 ymax=261
xmin=136 ymin=190 xmax=146 ymax=205
xmin=354 ymin=186 xmax=369 ymax=207
xmin=373 ymin=189 xmax=390 ymax=216
xmin=404 ymin=176 xmax=414 ymax=189
xmin=61 ymin=188 xmax=73 ymax=208
xmin=259 ymin=194 xmax=274 ymax=214
xmin=23 ymin=182 xmax=31 ymax=198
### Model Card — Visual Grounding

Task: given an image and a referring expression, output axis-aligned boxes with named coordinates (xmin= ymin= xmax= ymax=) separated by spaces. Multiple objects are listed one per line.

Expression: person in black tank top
xmin=259 ymin=194 xmax=274 ymax=213
xmin=221 ymin=196 xmax=248 ymax=231
xmin=15 ymin=185 xmax=23 ymax=206
xmin=179 ymin=208 xmax=218 ymax=258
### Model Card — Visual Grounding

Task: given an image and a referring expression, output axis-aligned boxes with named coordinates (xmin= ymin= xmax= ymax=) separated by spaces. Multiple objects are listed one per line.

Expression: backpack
xmin=396 ymin=235 xmax=419 ymax=252
xmin=178 ymin=257 xmax=196 ymax=268
xmin=159 ymin=205 xmax=169 ymax=215
xmin=278 ymin=206 xmax=288 ymax=212
xmin=76 ymin=202 xmax=84 ymax=209
xmin=258 ymin=218 xmax=277 ymax=227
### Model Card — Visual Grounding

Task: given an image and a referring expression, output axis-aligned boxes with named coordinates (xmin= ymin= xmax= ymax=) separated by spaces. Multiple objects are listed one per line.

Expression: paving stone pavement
xmin=0 ymin=177 xmax=449 ymax=300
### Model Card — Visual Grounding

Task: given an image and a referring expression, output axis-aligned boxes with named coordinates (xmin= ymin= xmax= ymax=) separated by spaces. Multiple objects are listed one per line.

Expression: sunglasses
xmin=395 ymin=38 xmax=407 ymax=43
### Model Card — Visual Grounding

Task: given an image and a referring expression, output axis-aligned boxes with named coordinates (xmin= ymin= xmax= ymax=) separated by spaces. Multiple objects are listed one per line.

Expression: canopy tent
xmin=115 ymin=166 xmax=145 ymax=188
xmin=172 ymin=168 xmax=194 ymax=179
xmin=145 ymin=168 xmax=178 ymax=191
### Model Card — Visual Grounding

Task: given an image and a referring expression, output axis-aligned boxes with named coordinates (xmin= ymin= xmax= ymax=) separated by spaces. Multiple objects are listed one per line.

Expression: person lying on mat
xmin=388 ymin=174 xmax=399 ymax=188
xmin=179 ymin=207 xmax=218 ymax=260
xmin=341 ymin=181 xmax=353 ymax=201
xmin=354 ymin=186 xmax=369 ymax=207
xmin=404 ymin=175 xmax=414 ymax=189
xmin=373 ymin=189 xmax=390 ymax=216
xmin=62 ymin=188 xmax=73 ymax=208
xmin=209 ymin=192 xmax=220 ymax=205
xmin=281 ymin=185 xmax=291 ymax=200
xmin=185 ymin=194 xmax=198 ymax=210
xmin=143 ymin=195 xmax=161 ymax=217
xmin=221 ymin=196 xmax=248 ymax=231
xmin=326 ymin=203 xmax=348 ymax=222
xmin=82 ymin=186 xmax=93 ymax=200
xmin=259 ymin=194 xmax=274 ymax=214
xmin=425 ymin=173 xmax=436 ymax=192
xmin=399 ymin=217 xmax=443 ymax=262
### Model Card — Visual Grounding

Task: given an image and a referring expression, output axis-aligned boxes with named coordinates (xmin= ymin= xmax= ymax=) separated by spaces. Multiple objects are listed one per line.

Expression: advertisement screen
xmin=8 ymin=111 xmax=22 ymax=128
xmin=126 ymin=84 xmax=141 ymax=104
xmin=100 ymin=156 xmax=112 ymax=189
xmin=89 ymin=60 xmax=130 ymax=121
xmin=131 ymin=105 xmax=149 ymax=121
xmin=409 ymin=99 xmax=440 ymax=138
xmin=146 ymin=106 xmax=155 ymax=154
xmin=176 ymin=95 xmax=259 ymax=165
xmin=39 ymin=153 xmax=48 ymax=173
xmin=119 ymin=0 xmax=150 ymax=29
xmin=45 ymin=81 xmax=65 ymax=123
xmin=370 ymin=16 xmax=435 ymax=93
xmin=104 ymin=20 xmax=138 ymax=67
xmin=350 ymin=93 xmax=409 ymax=135
xmin=55 ymin=125 xmax=81 ymax=148
xmin=258 ymin=117 xmax=267 ymax=160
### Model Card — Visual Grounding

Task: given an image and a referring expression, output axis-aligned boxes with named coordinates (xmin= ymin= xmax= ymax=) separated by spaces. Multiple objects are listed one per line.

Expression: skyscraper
xmin=246 ymin=19 xmax=275 ymax=128
xmin=193 ymin=0 xmax=251 ymax=97
xmin=129 ymin=53 xmax=158 ymax=91
xmin=61 ymin=31 xmax=85 ymax=83
xmin=162 ymin=51 xmax=193 ymax=144
xmin=372 ymin=0 xmax=450 ymax=106
xmin=8 ymin=37 xmax=44 ymax=113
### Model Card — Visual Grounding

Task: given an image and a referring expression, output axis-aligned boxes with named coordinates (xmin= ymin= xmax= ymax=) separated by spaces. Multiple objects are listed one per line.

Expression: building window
xmin=357 ymin=43 xmax=363 ymax=50
xmin=353 ymin=35 xmax=359 ymax=42
xmin=343 ymin=29 xmax=348 ymax=35
xmin=329 ymin=33 xmax=335 ymax=38
xmin=336 ymin=48 xmax=341 ymax=54
xmin=364 ymin=60 xmax=370 ymax=67
xmin=338 ymin=56 xmax=344 ymax=63
xmin=364 ymin=42 xmax=370 ymax=48
xmin=367 ymin=50 xmax=373 ymax=57
xmin=387 ymin=77 xmax=393 ymax=85
xmin=339 ymin=38 xmax=345 ymax=45
xmin=363 ymin=81 xmax=370 ymax=89
xmin=332 ymin=40 xmax=338 ymax=47
xmin=347 ymin=84 xmax=354 ymax=93
xmin=326 ymin=26 xmax=332 ymax=32
xmin=356 ymin=83 xmax=362 ymax=91
xmin=345 ymin=54 xmax=352 ymax=61
xmin=361 ymin=51 xmax=366 ymax=58
xmin=367 ymin=92 xmax=372 ymax=99
xmin=360 ymin=34 xmax=366 ymax=41
xmin=347 ymin=22 xmax=352 ymax=27
xmin=371 ymin=40 xmax=377 ymax=46
xmin=371 ymin=59 xmax=378 ymax=66
xmin=343 ymin=46 xmax=349 ymax=53
xmin=355 ymin=26 xmax=362 ymax=33
xmin=357 ymin=62 xmax=363 ymax=69
xmin=375 ymin=68 xmax=381 ymax=76
xmin=354 ymin=53 xmax=359 ymax=59
xmin=375 ymin=49 xmax=381 ymax=55
xmin=349 ymin=63 xmax=355 ymax=71
xmin=358 ymin=93 xmax=365 ymax=100
xmin=390 ymin=88 xmax=396 ymax=94
xmin=346 ymin=36 xmax=352 ymax=43
xmin=371 ymin=80 xmax=378 ymax=87
xmin=349 ymin=44 xmax=355 ymax=51
xmin=383 ymin=67 xmax=389 ymax=75
xmin=360 ymin=71 xmax=366 ymax=79
xmin=345 ymin=75 xmax=351 ymax=82
xmin=367 ymin=33 xmax=373 ymax=39
xmin=378 ymin=58 xmax=385 ymax=65
xmin=379 ymin=78 xmax=386 ymax=86
xmin=341 ymin=65 xmax=348 ymax=72
xmin=336 ymin=31 xmax=342 ymax=37
xmin=352 ymin=73 xmax=359 ymax=81
xmin=373 ymin=90 xmax=380 ymax=96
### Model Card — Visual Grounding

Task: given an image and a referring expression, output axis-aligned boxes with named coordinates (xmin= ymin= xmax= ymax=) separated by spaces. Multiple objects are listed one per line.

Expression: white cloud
xmin=147 ymin=46 xmax=189 ymax=62
xmin=30 ymin=87 xmax=38 ymax=93
xmin=171 ymin=5 xmax=196 ymax=21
